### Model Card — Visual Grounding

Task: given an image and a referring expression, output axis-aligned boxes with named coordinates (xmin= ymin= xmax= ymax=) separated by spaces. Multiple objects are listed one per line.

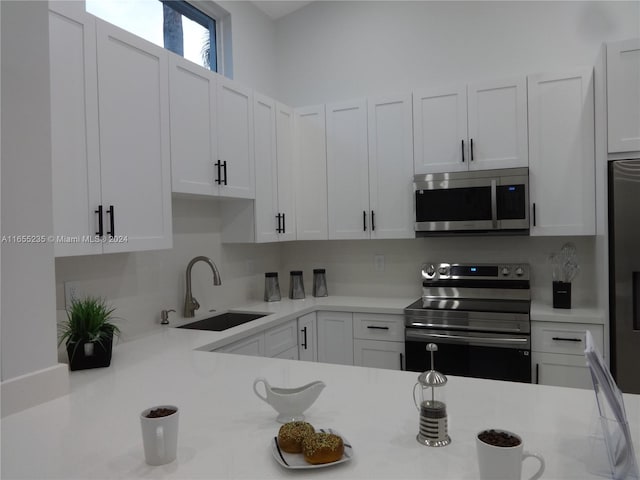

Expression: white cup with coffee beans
xmin=476 ymin=429 xmax=545 ymax=480
xmin=140 ymin=405 xmax=179 ymax=466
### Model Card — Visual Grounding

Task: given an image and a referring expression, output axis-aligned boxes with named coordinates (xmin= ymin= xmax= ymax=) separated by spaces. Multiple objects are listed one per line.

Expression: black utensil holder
xmin=553 ymin=281 xmax=571 ymax=309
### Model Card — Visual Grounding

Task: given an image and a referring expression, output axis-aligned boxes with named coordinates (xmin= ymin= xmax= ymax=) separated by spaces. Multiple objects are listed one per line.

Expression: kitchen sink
xmin=177 ymin=312 xmax=268 ymax=331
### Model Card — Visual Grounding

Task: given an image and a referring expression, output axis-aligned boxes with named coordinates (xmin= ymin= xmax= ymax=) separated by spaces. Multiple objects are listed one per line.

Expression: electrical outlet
xmin=374 ymin=254 xmax=385 ymax=272
xmin=246 ymin=259 xmax=255 ymax=274
xmin=64 ymin=281 xmax=85 ymax=308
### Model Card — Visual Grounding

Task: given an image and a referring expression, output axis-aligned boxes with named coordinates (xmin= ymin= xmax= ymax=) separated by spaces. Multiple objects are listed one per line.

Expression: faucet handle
xmin=161 ymin=309 xmax=176 ymax=325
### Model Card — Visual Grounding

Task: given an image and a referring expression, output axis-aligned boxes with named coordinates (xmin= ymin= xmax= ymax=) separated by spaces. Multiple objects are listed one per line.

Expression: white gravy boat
xmin=253 ymin=377 xmax=326 ymax=423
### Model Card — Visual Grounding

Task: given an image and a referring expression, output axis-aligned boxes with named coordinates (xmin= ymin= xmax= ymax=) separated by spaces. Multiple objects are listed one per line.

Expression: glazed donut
xmin=277 ymin=421 xmax=315 ymax=453
xmin=302 ymin=432 xmax=344 ymax=465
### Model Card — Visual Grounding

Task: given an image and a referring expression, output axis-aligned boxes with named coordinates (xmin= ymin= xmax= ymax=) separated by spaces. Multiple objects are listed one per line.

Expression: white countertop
xmin=530 ymin=301 xmax=605 ymax=325
xmin=2 ymin=296 xmax=625 ymax=480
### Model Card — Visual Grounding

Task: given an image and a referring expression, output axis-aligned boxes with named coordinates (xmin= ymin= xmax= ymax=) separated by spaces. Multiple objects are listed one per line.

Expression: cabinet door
xmin=413 ymin=86 xmax=468 ymax=174
xmin=272 ymin=345 xmax=300 ymax=361
xmin=467 ymin=77 xmax=528 ymax=170
xmin=368 ymin=94 xmax=415 ymax=239
xmin=532 ymin=352 xmax=592 ymax=389
xmin=217 ymin=77 xmax=255 ymax=199
xmin=265 ymin=320 xmax=298 ymax=358
xmin=276 ymin=103 xmax=296 ymax=241
xmin=298 ymin=312 xmax=317 ymax=362
xmin=294 ymin=105 xmax=328 ymax=240
xmin=607 ymin=38 xmax=640 ymax=153
xmin=317 ymin=312 xmax=353 ymax=365
xmin=49 ymin=6 xmax=102 ymax=257
xmin=217 ymin=333 xmax=265 ymax=357
xmin=528 ymin=69 xmax=595 ymax=235
xmin=254 ymin=93 xmax=279 ymax=243
xmin=169 ymin=55 xmax=219 ymax=196
xmin=353 ymin=339 xmax=405 ymax=371
xmin=326 ymin=99 xmax=369 ymax=239
xmin=96 ymin=20 xmax=172 ymax=253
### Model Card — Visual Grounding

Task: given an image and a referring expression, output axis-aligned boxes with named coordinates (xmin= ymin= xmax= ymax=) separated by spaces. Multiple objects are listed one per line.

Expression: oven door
xmin=405 ymin=328 xmax=531 ymax=383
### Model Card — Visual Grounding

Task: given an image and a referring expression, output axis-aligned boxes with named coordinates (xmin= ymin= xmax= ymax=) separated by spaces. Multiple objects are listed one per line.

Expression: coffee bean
xmin=478 ymin=429 xmax=521 ymax=447
xmin=146 ymin=407 xmax=176 ymax=418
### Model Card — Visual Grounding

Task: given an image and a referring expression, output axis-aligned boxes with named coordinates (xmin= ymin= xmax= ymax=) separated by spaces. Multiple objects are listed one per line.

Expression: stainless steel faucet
xmin=184 ymin=256 xmax=222 ymax=318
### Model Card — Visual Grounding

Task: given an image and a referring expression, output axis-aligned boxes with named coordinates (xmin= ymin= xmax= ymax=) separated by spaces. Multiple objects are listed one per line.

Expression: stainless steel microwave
xmin=414 ymin=167 xmax=529 ymax=235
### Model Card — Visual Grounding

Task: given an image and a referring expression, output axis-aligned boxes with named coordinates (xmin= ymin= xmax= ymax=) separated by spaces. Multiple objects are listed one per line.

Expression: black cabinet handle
xmin=400 ymin=353 xmax=404 ymax=371
xmin=301 ymin=327 xmax=308 ymax=349
xmin=282 ymin=213 xmax=286 ymax=234
xmin=532 ymin=203 xmax=537 ymax=227
xmin=367 ymin=325 xmax=389 ymax=330
xmin=371 ymin=210 xmax=375 ymax=231
xmin=535 ymin=364 xmax=539 ymax=384
xmin=363 ymin=210 xmax=367 ymax=231
xmin=95 ymin=205 xmax=104 ymax=237
xmin=215 ymin=160 xmax=222 ymax=185
xmin=107 ymin=205 xmax=115 ymax=237
xmin=470 ymin=138 xmax=474 ymax=161
xmin=222 ymin=161 xmax=228 ymax=185
xmin=552 ymin=337 xmax=582 ymax=342
xmin=276 ymin=214 xmax=282 ymax=233
xmin=461 ymin=139 xmax=465 ymax=163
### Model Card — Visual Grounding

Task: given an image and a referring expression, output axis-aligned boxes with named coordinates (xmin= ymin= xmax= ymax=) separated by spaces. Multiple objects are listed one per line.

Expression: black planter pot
xmin=66 ymin=333 xmax=113 ymax=371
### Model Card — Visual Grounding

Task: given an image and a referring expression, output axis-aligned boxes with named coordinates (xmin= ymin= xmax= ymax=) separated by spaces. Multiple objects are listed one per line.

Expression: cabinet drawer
xmin=353 ymin=313 xmax=404 ymax=342
xmin=265 ymin=320 xmax=298 ymax=357
xmin=531 ymin=322 xmax=603 ymax=355
xmin=532 ymin=352 xmax=592 ymax=389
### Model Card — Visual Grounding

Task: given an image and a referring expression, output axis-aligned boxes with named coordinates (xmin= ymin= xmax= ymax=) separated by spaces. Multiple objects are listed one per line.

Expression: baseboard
xmin=1 ymin=363 xmax=69 ymax=418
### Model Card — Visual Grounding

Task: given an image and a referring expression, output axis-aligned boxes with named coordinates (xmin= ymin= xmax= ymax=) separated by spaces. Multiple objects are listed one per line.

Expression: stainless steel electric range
xmin=404 ymin=262 xmax=532 ymax=383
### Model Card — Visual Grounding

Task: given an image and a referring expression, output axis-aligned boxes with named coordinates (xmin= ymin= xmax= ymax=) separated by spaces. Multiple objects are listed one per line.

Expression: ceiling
xmin=251 ymin=1 xmax=314 ymax=20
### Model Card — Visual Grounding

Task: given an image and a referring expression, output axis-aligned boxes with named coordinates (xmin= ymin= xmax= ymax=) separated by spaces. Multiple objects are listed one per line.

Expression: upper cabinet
xmin=367 ymin=94 xmax=415 ymax=239
xmin=607 ymin=38 xmax=640 ymax=154
xmin=294 ymin=105 xmax=329 ymax=240
xmin=169 ymin=59 xmax=254 ymax=199
xmin=50 ymin=5 xmax=172 ymax=256
xmin=253 ymin=94 xmax=296 ymax=242
xmin=326 ymin=99 xmax=370 ymax=239
xmin=413 ymin=77 xmax=528 ymax=174
xmin=528 ymin=68 xmax=595 ymax=236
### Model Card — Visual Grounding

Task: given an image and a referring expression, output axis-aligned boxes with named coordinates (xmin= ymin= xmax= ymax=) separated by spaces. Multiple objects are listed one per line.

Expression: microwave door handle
xmin=491 ymin=179 xmax=498 ymax=229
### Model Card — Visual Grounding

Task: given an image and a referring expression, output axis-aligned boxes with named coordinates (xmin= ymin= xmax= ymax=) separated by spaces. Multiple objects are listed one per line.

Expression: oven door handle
xmin=406 ymin=330 xmax=529 ymax=348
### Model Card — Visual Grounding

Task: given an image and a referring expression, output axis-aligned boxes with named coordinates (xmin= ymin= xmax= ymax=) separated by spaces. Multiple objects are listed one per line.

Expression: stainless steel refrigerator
xmin=609 ymin=159 xmax=640 ymax=394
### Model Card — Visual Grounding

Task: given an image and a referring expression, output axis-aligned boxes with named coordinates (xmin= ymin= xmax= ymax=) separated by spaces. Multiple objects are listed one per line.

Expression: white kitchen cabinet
xmin=169 ymin=55 xmax=218 ymax=196
xmin=96 ymin=20 xmax=173 ymax=253
xmin=217 ymin=332 xmax=265 ymax=357
xmin=272 ymin=345 xmax=300 ymax=361
xmin=169 ymin=59 xmax=254 ymax=199
xmin=367 ymin=94 xmax=415 ymax=239
xmin=413 ymin=77 xmax=528 ymax=174
xmin=354 ymin=339 xmax=405 ymax=371
xmin=51 ymin=14 xmax=172 ymax=256
xmin=607 ymin=38 xmax=640 ymax=154
xmin=264 ymin=320 xmax=298 ymax=358
xmin=316 ymin=312 xmax=354 ymax=366
xmin=217 ymin=76 xmax=255 ymax=198
xmin=294 ymin=105 xmax=328 ymax=240
xmin=254 ymin=95 xmax=296 ymax=242
xmin=298 ymin=312 xmax=318 ymax=362
xmin=352 ymin=313 xmax=405 ymax=370
xmin=528 ymin=68 xmax=595 ymax=236
xmin=531 ymin=320 xmax=603 ymax=389
xmin=49 ymin=5 xmax=101 ymax=257
xmin=326 ymin=99 xmax=370 ymax=239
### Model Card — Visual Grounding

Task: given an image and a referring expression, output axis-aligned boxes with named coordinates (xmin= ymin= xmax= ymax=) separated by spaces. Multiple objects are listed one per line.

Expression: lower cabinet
xmin=352 ymin=313 xmax=405 ymax=370
xmin=316 ymin=312 xmax=354 ymax=366
xmin=217 ymin=333 xmax=265 ymax=357
xmin=531 ymin=320 xmax=604 ymax=389
xmin=216 ymin=320 xmax=297 ymax=359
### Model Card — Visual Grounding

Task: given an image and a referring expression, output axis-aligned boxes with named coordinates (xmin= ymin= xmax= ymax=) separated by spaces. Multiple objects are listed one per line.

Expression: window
xmin=86 ymin=0 xmax=217 ymax=71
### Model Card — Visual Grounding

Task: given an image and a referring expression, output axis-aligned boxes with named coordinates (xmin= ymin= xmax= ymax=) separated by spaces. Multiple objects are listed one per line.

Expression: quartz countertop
xmin=2 ymin=296 xmax=629 ymax=480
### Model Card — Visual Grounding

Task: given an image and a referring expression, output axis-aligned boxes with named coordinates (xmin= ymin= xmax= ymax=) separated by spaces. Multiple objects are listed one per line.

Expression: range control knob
xmin=438 ymin=265 xmax=449 ymax=276
xmin=425 ymin=264 xmax=436 ymax=276
xmin=515 ymin=266 xmax=525 ymax=276
xmin=501 ymin=267 xmax=510 ymax=276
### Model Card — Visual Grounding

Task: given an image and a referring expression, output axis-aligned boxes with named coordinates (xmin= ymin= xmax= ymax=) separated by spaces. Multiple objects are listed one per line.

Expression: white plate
xmin=271 ymin=428 xmax=353 ymax=470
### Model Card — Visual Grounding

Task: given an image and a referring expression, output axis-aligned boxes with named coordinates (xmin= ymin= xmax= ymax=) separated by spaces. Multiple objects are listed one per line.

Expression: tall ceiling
xmin=251 ymin=1 xmax=313 ymax=20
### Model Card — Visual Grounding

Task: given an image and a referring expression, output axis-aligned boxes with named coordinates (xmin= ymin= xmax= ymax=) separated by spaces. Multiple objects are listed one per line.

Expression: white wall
xmin=274 ymin=1 xmax=640 ymax=105
xmin=1 ymin=1 xmax=58 ymax=380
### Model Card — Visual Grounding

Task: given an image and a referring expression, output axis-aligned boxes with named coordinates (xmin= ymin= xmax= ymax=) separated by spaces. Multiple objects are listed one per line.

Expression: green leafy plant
xmin=58 ymin=296 xmax=120 ymax=360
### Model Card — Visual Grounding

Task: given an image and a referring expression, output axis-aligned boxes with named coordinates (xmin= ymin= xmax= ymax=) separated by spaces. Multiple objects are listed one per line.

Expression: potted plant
xmin=58 ymin=296 xmax=121 ymax=371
